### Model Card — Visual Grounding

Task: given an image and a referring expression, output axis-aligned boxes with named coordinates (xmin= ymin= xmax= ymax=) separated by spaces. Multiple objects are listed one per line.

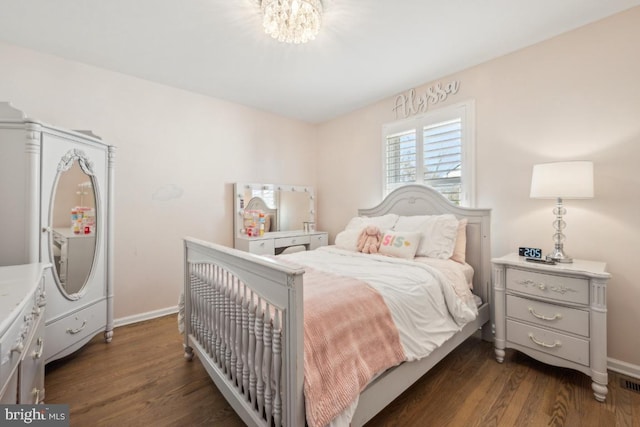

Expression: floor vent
xmin=620 ymin=377 xmax=640 ymax=394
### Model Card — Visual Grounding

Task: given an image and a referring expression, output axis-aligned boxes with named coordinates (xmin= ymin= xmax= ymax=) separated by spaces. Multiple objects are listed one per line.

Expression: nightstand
xmin=492 ymin=253 xmax=610 ymax=402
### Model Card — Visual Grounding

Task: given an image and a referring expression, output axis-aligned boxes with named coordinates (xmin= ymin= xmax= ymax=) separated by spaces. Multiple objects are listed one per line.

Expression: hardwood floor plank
xmin=45 ymin=315 xmax=640 ymax=427
xmin=495 ymin=363 xmax=536 ymax=426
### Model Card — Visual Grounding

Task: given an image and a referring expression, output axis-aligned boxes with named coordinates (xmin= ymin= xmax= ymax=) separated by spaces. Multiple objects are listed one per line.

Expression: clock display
xmin=519 ymin=247 xmax=542 ymax=259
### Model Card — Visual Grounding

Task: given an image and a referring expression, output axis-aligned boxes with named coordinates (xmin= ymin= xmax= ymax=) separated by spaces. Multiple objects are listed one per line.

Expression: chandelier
xmin=261 ymin=0 xmax=323 ymax=44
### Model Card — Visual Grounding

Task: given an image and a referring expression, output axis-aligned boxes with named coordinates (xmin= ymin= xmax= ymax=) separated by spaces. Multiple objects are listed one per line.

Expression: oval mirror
xmin=50 ymin=153 xmax=98 ymax=299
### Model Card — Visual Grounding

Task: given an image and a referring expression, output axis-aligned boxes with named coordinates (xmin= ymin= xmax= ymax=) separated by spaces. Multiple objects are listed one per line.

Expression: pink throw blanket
xmin=302 ymin=267 xmax=405 ymax=427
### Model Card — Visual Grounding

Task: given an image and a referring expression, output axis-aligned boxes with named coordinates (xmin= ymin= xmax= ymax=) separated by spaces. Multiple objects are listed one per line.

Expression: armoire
xmin=0 ymin=102 xmax=114 ymax=364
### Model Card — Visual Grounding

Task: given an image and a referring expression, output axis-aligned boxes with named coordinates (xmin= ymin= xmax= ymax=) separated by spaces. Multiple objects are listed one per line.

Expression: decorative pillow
xmin=334 ymin=229 xmax=361 ymax=252
xmin=378 ymin=230 xmax=421 ymax=259
xmin=344 ymin=214 xmax=399 ymax=232
xmin=393 ymin=214 xmax=459 ymax=259
xmin=450 ymin=218 xmax=468 ymax=264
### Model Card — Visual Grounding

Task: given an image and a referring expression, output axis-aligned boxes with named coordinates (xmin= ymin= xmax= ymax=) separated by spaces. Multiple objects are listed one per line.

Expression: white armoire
xmin=0 ymin=102 xmax=114 ymax=364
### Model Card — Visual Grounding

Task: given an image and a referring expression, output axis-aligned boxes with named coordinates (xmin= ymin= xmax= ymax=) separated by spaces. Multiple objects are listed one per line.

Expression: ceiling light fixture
xmin=261 ymin=0 xmax=323 ymax=44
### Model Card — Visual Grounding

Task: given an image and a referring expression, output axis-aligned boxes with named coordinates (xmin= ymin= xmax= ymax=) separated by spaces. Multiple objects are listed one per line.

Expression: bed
xmin=182 ymin=184 xmax=492 ymax=427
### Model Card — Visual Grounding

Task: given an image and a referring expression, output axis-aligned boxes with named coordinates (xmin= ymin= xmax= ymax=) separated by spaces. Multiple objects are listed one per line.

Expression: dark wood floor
xmin=45 ymin=314 xmax=640 ymax=426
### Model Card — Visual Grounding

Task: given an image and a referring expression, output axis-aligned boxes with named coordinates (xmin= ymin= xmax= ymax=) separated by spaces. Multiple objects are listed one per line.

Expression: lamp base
xmin=547 ymin=246 xmax=573 ymax=263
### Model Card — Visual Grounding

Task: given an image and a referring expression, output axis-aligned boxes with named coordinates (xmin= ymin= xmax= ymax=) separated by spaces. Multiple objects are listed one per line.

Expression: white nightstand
xmin=492 ymin=253 xmax=610 ymax=402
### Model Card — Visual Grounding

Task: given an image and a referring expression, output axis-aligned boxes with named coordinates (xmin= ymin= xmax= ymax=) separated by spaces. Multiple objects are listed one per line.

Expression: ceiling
xmin=0 ymin=0 xmax=638 ymax=123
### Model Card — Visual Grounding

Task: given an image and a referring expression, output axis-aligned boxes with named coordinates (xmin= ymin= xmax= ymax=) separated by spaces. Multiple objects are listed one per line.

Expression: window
xmin=383 ymin=101 xmax=475 ymax=206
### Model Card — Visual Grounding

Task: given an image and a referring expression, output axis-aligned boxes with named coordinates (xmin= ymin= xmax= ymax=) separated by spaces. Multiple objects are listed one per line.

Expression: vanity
xmin=0 ymin=102 xmax=114 ymax=364
xmin=233 ymin=183 xmax=328 ymax=255
xmin=0 ymin=263 xmax=50 ymax=404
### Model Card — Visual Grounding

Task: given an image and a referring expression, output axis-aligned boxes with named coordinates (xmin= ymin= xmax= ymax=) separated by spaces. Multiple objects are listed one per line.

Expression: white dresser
xmin=492 ymin=253 xmax=610 ymax=401
xmin=0 ymin=102 xmax=115 ymax=364
xmin=235 ymin=231 xmax=328 ymax=255
xmin=0 ymin=263 xmax=50 ymax=404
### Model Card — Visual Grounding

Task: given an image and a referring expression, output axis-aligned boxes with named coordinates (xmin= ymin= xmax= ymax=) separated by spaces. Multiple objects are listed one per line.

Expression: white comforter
xmin=280 ymin=246 xmax=478 ymax=362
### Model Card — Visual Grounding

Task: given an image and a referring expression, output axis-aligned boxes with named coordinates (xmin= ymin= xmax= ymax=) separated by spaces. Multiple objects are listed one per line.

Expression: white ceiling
xmin=0 ymin=0 xmax=638 ymax=123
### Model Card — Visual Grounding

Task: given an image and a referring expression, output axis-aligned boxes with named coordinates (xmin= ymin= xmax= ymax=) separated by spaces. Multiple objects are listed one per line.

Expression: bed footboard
xmin=183 ymin=237 xmax=305 ymax=427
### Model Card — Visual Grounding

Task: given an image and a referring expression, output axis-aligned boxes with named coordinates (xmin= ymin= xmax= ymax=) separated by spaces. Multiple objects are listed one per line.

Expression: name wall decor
xmin=392 ymin=80 xmax=461 ymax=119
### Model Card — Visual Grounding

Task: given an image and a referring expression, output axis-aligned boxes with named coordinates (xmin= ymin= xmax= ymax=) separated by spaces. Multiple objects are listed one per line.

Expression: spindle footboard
xmin=183 ymin=238 xmax=305 ymax=427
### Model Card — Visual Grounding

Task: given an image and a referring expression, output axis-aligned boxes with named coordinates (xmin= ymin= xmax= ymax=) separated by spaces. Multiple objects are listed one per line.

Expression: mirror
xmin=50 ymin=151 xmax=98 ymax=298
xmin=235 ymin=183 xmax=315 ymax=237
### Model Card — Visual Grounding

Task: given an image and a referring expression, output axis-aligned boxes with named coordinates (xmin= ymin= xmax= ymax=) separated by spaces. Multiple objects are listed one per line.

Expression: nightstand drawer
xmin=506 ymin=295 xmax=589 ymax=337
xmin=506 ymin=268 xmax=588 ymax=305
xmin=507 ymin=319 xmax=589 ymax=366
xmin=274 ymin=236 xmax=310 ymax=248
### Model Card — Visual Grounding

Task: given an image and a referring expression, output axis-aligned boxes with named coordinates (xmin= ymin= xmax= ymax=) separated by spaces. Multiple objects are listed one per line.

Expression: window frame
xmin=381 ymin=100 xmax=476 ymax=207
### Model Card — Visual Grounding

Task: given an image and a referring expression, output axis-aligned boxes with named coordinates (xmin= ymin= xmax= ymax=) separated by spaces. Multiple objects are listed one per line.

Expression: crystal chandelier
xmin=261 ymin=0 xmax=323 ymax=44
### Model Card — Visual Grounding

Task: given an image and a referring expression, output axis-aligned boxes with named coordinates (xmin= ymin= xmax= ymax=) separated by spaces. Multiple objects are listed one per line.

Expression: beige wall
xmin=316 ymin=8 xmax=640 ymax=367
xmin=0 ymin=41 xmax=318 ymax=321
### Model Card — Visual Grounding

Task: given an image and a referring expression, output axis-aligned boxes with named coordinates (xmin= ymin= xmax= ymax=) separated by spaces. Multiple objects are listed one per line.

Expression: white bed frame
xmin=183 ymin=184 xmax=492 ymax=427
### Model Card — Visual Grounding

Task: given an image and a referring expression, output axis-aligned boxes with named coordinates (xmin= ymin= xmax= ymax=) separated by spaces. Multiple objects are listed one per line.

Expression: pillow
xmin=334 ymin=229 xmax=361 ymax=251
xmin=378 ymin=230 xmax=421 ymax=259
xmin=393 ymin=214 xmax=459 ymax=259
xmin=344 ymin=214 xmax=399 ymax=232
xmin=450 ymin=218 xmax=467 ymax=264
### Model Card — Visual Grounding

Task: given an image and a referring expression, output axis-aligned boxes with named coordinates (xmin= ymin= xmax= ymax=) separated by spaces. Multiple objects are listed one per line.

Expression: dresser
xmin=235 ymin=230 xmax=328 ymax=255
xmin=492 ymin=253 xmax=610 ymax=401
xmin=0 ymin=102 xmax=115 ymax=364
xmin=0 ymin=264 xmax=50 ymax=404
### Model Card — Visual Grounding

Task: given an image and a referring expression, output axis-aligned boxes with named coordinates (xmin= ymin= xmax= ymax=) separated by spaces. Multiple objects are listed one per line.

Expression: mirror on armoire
xmin=49 ymin=153 xmax=98 ymax=299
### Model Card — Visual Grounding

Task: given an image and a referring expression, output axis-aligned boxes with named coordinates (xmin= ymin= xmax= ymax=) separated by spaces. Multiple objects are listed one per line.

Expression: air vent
xmin=620 ymin=377 xmax=640 ymax=394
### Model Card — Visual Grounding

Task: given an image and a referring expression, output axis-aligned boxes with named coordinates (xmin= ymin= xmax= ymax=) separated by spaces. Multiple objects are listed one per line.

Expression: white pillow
xmin=379 ymin=230 xmax=421 ymax=259
xmin=344 ymin=214 xmax=399 ymax=232
xmin=393 ymin=214 xmax=459 ymax=259
xmin=334 ymin=229 xmax=361 ymax=252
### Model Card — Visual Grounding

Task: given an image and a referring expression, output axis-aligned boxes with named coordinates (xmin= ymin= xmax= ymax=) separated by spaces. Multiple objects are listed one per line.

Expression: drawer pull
xmin=66 ymin=320 xmax=87 ymax=335
xmin=11 ymin=341 xmax=25 ymax=354
xmin=32 ymin=337 xmax=44 ymax=359
xmin=528 ymin=307 xmax=562 ymax=321
xmin=529 ymin=333 xmax=562 ymax=348
xmin=32 ymin=388 xmax=43 ymax=404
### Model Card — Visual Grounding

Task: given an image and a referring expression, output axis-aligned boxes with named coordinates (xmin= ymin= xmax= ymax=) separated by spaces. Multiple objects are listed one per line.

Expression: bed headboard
xmin=358 ymin=185 xmax=491 ymax=305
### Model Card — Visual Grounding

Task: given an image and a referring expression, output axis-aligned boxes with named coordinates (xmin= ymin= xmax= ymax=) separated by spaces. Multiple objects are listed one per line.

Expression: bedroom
xmin=0 ymin=1 xmax=639 ymax=425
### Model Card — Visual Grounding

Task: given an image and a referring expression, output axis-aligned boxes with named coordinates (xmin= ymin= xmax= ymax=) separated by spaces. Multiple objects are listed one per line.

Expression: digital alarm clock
xmin=518 ymin=247 xmax=543 ymax=259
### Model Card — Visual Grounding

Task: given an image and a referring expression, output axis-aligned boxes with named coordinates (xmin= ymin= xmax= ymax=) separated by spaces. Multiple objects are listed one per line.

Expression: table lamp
xmin=530 ymin=161 xmax=594 ymax=263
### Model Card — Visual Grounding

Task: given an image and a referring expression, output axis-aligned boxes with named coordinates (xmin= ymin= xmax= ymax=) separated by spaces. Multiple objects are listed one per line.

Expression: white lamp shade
xmin=530 ymin=161 xmax=594 ymax=199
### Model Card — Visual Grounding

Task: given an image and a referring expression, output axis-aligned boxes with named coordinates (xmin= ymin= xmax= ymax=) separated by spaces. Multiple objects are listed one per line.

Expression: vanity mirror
xmin=233 ymin=183 xmax=327 ymax=255
xmin=234 ymin=183 xmax=315 ymax=236
xmin=49 ymin=153 xmax=98 ymax=297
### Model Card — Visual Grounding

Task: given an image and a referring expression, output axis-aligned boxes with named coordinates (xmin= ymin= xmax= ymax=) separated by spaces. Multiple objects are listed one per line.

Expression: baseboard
xmin=114 ymin=305 xmax=179 ymax=328
xmin=608 ymin=357 xmax=640 ymax=380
